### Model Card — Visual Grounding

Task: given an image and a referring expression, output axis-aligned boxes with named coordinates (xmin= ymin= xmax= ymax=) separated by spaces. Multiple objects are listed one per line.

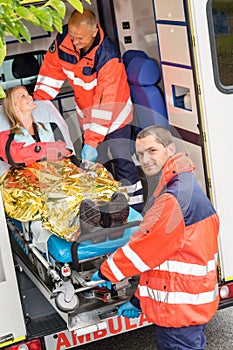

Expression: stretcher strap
xmin=5 ymin=133 xmax=25 ymax=168
xmin=71 ymin=240 xmax=80 ymax=271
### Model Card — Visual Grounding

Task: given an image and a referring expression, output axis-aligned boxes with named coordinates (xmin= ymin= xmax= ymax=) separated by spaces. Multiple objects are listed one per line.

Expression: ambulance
xmin=0 ymin=0 xmax=233 ymax=349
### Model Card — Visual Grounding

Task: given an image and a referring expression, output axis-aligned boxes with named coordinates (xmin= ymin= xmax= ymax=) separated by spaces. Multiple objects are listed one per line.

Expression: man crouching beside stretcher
xmin=0 ymin=86 xmax=130 ymax=242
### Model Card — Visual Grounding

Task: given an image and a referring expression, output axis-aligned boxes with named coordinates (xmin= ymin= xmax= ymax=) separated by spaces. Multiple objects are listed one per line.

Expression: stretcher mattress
xmin=47 ymin=207 xmax=142 ymax=263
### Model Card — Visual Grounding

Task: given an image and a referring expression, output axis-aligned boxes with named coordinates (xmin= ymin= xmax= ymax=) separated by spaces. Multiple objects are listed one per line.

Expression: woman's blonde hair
xmin=2 ymin=86 xmax=28 ymax=134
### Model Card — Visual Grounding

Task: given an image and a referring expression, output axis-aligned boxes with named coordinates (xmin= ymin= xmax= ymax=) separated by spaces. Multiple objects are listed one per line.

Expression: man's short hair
xmin=69 ymin=9 xmax=97 ymax=30
xmin=136 ymin=126 xmax=173 ymax=147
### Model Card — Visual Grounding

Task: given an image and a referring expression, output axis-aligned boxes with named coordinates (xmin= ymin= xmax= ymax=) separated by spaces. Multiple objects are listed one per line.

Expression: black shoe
xmin=79 ymin=199 xmax=106 ymax=244
xmin=108 ymin=192 xmax=129 ymax=240
xmin=98 ymin=200 xmax=111 ymax=228
xmin=109 ymin=192 xmax=129 ymax=225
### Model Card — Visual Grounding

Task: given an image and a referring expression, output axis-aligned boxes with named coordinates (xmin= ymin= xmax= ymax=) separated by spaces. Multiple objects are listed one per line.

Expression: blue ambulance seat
xmin=122 ymin=49 xmax=148 ymax=68
xmin=124 ymin=51 xmax=169 ymax=130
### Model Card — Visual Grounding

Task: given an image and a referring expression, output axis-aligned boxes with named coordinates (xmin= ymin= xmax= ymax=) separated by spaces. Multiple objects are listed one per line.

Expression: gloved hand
xmin=91 ymin=271 xmax=112 ymax=290
xmin=81 ymin=144 xmax=98 ymax=162
xmin=117 ymin=300 xmax=141 ymax=318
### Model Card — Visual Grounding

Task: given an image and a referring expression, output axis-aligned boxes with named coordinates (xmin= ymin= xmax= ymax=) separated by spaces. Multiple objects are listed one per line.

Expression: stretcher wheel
xmin=55 ymin=292 xmax=80 ymax=312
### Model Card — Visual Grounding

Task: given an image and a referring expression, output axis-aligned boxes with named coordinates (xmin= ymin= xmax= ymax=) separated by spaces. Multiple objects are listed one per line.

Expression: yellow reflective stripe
xmin=63 ymin=68 xmax=97 ymax=90
xmin=138 ymin=284 xmax=219 ymax=305
xmin=37 ymin=74 xmax=64 ymax=88
xmin=154 ymin=256 xmax=218 ymax=276
xmin=0 ymin=335 xmax=26 ymax=349
xmin=34 ymin=84 xmax=58 ymax=98
xmin=225 ymin=276 xmax=233 ymax=282
xmin=92 ymin=108 xmax=112 ymax=121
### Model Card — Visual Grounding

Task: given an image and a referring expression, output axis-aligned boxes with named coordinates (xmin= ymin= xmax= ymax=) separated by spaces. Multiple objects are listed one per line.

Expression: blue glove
xmin=81 ymin=144 xmax=98 ymax=162
xmin=91 ymin=271 xmax=112 ymax=290
xmin=118 ymin=300 xmax=141 ymax=318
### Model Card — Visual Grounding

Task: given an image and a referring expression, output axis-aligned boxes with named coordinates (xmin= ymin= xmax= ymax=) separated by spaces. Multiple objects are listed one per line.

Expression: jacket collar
xmin=153 ymin=153 xmax=195 ymax=198
xmin=81 ymin=24 xmax=104 ymax=61
xmin=80 ymin=27 xmax=101 ymax=59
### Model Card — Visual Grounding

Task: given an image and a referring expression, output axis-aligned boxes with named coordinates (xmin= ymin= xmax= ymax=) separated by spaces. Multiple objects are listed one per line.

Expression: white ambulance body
xmin=1 ymin=1 xmax=233 ymax=349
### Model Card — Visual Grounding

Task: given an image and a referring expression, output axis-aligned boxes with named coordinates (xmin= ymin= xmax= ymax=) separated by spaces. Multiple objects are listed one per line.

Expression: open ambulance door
xmin=0 ymin=191 xmax=26 ymax=348
xmin=188 ymin=0 xmax=233 ymax=304
xmin=152 ymin=0 xmax=233 ymax=305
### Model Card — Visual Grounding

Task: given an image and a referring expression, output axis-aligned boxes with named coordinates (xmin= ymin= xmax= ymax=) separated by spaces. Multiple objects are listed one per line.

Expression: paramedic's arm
xmin=33 ymin=40 xmax=66 ymax=101
xmin=84 ymin=58 xmax=129 ymax=147
xmin=99 ymin=194 xmax=185 ymax=282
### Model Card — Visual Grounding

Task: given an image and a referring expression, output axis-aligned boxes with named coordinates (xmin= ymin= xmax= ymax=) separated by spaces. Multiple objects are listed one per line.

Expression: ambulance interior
xmin=0 ymin=0 xmax=215 ymax=336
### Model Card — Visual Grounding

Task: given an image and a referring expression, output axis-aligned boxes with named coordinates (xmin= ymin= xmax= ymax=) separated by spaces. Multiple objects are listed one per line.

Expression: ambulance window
xmin=0 ymin=51 xmax=45 ymax=93
xmin=207 ymin=0 xmax=233 ymax=91
xmin=172 ymin=85 xmax=192 ymax=111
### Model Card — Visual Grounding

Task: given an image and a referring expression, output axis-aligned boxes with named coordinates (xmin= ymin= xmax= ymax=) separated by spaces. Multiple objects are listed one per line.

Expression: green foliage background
xmin=0 ymin=0 xmax=91 ymax=97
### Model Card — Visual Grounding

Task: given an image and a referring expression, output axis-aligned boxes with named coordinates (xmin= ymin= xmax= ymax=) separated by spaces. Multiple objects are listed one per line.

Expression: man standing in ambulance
xmin=34 ymin=9 xmax=144 ymax=212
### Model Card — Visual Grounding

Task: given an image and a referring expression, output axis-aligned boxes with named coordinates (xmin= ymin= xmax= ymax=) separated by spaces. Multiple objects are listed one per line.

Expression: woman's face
xmin=12 ymin=87 xmax=36 ymax=118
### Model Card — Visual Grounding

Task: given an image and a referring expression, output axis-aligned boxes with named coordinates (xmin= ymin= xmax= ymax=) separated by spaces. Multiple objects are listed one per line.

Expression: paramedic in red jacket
xmin=91 ymin=126 xmax=220 ymax=350
xmin=33 ymin=9 xmax=144 ymax=212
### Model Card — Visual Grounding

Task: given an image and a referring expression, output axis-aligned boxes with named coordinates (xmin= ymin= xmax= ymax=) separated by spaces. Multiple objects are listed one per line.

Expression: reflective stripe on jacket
xmin=34 ymin=24 xmax=133 ymax=147
xmin=100 ymin=153 xmax=219 ymax=327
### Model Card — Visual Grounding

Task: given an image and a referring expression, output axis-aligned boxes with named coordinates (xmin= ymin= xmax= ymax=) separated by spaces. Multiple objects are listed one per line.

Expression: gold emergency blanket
xmin=0 ymin=159 xmax=128 ymax=241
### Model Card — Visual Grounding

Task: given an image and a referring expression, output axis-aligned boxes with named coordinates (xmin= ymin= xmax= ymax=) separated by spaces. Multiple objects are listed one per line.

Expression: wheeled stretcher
xmin=0 ymin=100 xmax=142 ymax=317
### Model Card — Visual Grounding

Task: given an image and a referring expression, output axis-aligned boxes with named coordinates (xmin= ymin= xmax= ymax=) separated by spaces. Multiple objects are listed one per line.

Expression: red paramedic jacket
xmin=34 ymin=24 xmax=133 ymax=147
xmin=100 ymin=153 xmax=220 ymax=327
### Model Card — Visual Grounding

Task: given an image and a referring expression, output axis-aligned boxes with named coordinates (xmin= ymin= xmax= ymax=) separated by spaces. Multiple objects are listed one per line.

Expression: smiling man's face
xmin=136 ymin=135 xmax=175 ymax=176
xmin=68 ymin=22 xmax=98 ymax=52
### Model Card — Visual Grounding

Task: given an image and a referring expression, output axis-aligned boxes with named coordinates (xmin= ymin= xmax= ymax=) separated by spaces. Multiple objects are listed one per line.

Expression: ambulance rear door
xmin=0 ymin=192 xmax=26 ymax=348
xmin=188 ymin=0 xmax=233 ymax=283
xmin=152 ymin=0 xmax=233 ymax=282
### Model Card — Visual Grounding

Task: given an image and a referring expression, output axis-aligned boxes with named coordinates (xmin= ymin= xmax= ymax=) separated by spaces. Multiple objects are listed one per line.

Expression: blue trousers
xmin=155 ymin=324 xmax=207 ymax=350
xmin=96 ymin=125 xmax=144 ymax=212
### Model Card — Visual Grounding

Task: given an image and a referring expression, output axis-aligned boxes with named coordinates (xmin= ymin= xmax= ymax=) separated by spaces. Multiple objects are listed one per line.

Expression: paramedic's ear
xmin=167 ymin=143 xmax=176 ymax=157
xmin=93 ymin=27 xmax=98 ymax=37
